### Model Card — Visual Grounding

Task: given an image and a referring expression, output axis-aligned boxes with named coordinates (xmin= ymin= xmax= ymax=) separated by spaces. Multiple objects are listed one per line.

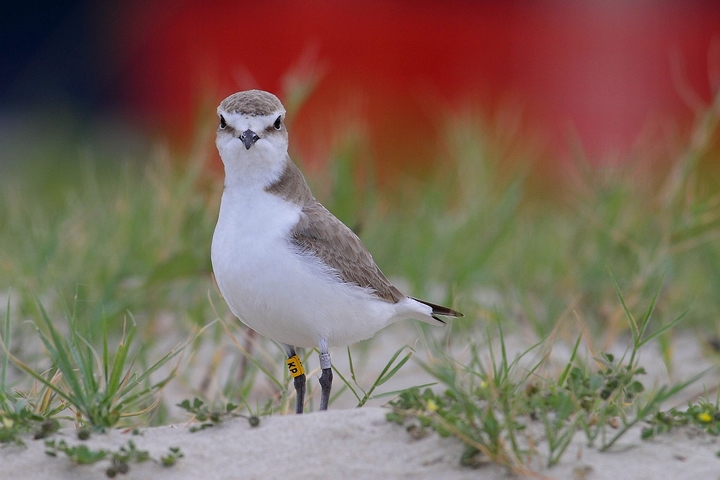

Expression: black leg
xmin=318 ymin=351 xmax=332 ymax=411
xmin=319 ymin=367 xmax=332 ymax=410
xmin=284 ymin=346 xmax=306 ymax=414
xmin=293 ymin=373 xmax=306 ymax=414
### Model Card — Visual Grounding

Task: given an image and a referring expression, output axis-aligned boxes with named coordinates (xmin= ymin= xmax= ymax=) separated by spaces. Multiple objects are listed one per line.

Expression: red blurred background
xmin=111 ymin=0 xmax=720 ymax=177
xmin=4 ymin=1 xmax=719 ymax=178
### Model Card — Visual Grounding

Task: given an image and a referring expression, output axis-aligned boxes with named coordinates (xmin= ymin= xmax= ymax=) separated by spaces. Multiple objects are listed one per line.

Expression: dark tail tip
xmin=411 ymin=297 xmax=463 ymax=319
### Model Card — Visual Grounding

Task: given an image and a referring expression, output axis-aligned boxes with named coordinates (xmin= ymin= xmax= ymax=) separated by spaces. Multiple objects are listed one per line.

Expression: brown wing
xmin=290 ymin=201 xmax=404 ymax=304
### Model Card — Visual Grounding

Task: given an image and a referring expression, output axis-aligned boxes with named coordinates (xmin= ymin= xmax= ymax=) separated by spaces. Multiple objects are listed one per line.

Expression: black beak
xmin=240 ymin=129 xmax=259 ymax=150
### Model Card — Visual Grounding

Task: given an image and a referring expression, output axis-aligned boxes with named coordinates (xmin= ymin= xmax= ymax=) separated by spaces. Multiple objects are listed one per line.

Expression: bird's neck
xmin=263 ymin=156 xmax=315 ymax=205
xmin=221 ymin=149 xmax=286 ymax=192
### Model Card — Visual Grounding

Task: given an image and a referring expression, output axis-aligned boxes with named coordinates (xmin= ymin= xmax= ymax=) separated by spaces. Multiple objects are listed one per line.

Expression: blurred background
xmin=3 ymin=0 xmax=720 ymax=177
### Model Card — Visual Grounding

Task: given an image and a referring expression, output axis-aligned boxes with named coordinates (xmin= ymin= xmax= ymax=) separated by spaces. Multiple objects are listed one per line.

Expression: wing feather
xmin=291 ymin=201 xmax=404 ymax=304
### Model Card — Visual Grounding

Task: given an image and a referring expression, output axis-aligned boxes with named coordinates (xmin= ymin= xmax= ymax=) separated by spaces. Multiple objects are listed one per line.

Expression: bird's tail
xmin=410 ymin=297 xmax=463 ymax=323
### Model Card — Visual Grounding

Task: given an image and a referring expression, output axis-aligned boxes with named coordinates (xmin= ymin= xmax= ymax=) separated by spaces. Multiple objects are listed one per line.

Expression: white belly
xmin=211 ymin=189 xmax=400 ymax=348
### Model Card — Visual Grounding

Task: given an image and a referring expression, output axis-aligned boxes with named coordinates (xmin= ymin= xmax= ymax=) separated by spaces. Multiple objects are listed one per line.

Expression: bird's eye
xmin=219 ymin=115 xmax=227 ymax=129
xmin=273 ymin=116 xmax=282 ymax=130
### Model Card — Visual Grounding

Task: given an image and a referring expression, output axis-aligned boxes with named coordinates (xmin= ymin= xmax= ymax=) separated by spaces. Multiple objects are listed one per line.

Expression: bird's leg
xmin=318 ymin=343 xmax=332 ymax=411
xmin=284 ymin=345 xmax=306 ymax=414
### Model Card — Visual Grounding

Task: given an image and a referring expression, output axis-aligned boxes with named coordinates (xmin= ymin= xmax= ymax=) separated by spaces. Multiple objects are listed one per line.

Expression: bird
xmin=211 ymin=89 xmax=462 ymax=413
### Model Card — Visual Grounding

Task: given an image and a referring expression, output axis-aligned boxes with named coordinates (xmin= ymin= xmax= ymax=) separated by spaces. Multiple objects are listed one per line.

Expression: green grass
xmin=1 ymin=294 xmax=191 ymax=430
xmin=0 ymin=74 xmax=718 ymax=473
xmin=44 ymin=437 xmax=182 ymax=475
xmin=387 ymin=277 xmax=709 ymax=471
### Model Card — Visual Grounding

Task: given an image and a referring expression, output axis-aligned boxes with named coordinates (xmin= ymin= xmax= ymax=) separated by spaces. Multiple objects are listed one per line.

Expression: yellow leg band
xmin=286 ymin=355 xmax=305 ymax=378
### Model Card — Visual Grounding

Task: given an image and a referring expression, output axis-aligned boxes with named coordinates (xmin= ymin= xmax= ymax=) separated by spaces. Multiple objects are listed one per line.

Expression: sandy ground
xmin=2 ymin=320 xmax=719 ymax=479
xmin=2 ymin=406 xmax=720 ymax=480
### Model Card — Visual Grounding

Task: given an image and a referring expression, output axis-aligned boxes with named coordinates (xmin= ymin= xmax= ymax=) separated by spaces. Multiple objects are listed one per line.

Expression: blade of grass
xmin=357 ymin=345 xmax=414 ymax=407
xmin=372 ymin=382 xmax=437 ymax=400
xmin=376 ymin=345 xmax=414 ymax=387
xmin=33 ymin=298 xmax=88 ymax=411
xmin=331 ymin=367 xmax=361 ymax=403
xmin=106 ymin=316 xmax=136 ymax=398
xmin=557 ymin=333 xmax=583 ymax=387
xmin=636 ymin=309 xmax=689 ymax=349
xmin=609 ymin=270 xmax=638 ymax=342
xmin=346 ymin=346 xmax=366 ymax=397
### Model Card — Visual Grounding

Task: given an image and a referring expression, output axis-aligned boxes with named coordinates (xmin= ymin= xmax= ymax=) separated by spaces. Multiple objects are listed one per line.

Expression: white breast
xmin=211 ymin=187 xmax=411 ymax=349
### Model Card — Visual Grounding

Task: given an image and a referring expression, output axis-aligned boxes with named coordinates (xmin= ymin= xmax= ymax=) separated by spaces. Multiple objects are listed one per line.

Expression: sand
xmin=1 ymin=322 xmax=719 ymax=479
xmin=2 ymin=406 xmax=720 ymax=480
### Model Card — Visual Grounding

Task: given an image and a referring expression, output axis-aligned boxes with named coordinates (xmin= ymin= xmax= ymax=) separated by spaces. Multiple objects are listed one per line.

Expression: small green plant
xmin=0 ymin=408 xmax=58 ymax=446
xmin=3 ymin=295 xmax=190 ymax=428
xmin=160 ymin=446 xmax=184 ymax=466
xmin=642 ymin=388 xmax=720 ymax=439
xmin=45 ymin=439 xmax=109 ymax=465
xmin=591 ymin=273 xmax=705 ymax=451
xmin=389 ymin=277 xmax=704 ymax=471
xmin=177 ymin=397 xmax=260 ymax=432
xmin=1 ymin=295 xmax=65 ymax=445
xmin=44 ymin=438 xmax=180 ymax=477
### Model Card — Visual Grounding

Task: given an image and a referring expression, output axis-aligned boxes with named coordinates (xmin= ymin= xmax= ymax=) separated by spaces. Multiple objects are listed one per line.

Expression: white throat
xmin=216 ymin=112 xmax=289 ymax=191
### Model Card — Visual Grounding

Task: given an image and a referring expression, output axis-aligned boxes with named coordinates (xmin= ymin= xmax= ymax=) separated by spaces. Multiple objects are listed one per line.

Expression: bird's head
xmin=216 ymin=90 xmax=289 ymax=186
